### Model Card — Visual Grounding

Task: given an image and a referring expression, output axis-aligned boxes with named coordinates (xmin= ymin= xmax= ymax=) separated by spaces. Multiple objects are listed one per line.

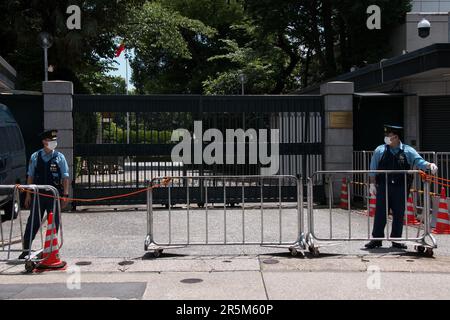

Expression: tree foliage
xmin=0 ymin=0 xmax=411 ymax=94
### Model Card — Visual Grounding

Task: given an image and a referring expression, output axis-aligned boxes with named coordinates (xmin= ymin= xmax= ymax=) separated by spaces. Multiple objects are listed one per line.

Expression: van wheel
xmin=1 ymin=199 xmax=19 ymax=222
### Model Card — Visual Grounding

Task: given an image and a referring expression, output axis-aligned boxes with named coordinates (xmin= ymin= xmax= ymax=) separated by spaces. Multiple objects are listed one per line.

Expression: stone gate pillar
xmin=320 ymin=81 xmax=354 ymax=202
xmin=42 ymin=81 xmax=74 ymax=197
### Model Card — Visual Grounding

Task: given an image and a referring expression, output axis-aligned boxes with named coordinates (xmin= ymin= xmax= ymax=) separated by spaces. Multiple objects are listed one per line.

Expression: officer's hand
xmin=24 ymin=195 xmax=31 ymax=209
xmin=430 ymin=163 xmax=438 ymax=175
xmin=61 ymin=197 xmax=69 ymax=209
xmin=369 ymin=183 xmax=377 ymax=196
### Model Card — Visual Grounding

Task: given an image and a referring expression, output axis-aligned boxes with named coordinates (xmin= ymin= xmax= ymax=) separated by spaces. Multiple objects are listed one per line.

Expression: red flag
xmin=115 ymin=41 xmax=125 ymax=57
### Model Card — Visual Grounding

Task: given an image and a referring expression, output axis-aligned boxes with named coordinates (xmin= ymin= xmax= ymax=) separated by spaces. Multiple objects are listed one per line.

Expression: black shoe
xmin=392 ymin=242 xmax=407 ymax=249
xmin=18 ymin=251 xmax=29 ymax=260
xmin=365 ymin=240 xmax=382 ymax=249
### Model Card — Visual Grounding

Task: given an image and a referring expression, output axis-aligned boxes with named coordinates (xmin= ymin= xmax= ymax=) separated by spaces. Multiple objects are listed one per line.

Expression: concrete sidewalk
xmin=1 ymin=206 xmax=450 ymax=300
xmin=1 ymin=255 xmax=450 ymax=300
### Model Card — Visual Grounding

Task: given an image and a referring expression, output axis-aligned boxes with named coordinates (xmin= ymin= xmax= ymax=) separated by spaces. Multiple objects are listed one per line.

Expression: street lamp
xmin=38 ymin=32 xmax=54 ymax=81
xmin=239 ymin=73 xmax=246 ymax=95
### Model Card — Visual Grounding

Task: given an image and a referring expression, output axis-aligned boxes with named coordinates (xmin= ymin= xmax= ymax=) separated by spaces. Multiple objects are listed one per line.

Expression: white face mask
xmin=47 ymin=141 xmax=57 ymax=151
xmin=384 ymin=136 xmax=392 ymax=146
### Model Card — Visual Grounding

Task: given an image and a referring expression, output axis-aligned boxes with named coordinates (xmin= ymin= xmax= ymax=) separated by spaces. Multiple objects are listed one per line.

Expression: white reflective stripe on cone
xmin=45 ymin=235 xmax=57 ymax=242
xmin=436 ymin=218 xmax=450 ymax=225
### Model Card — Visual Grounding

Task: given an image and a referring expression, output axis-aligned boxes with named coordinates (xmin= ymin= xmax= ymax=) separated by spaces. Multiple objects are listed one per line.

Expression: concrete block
xmin=42 ymin=81 xmax=73 ymax=95
xmin=325 ymin=129 xmax=353 ymax=146
xmin=320 ymin=81 xmax=354 ymax=95
xmin=323 ymin=162 xmax=353 ymax=171
xmin=325 ymin=146 xmax=353 ymax=164
xmin=57 ymin=148 xmax=73 ymax=178
xmin=323 ymin=95 xmax=353 ymax=111
xmin=44 ymin=112 xmax=73 ymax=130
xmin=44 ymin=95 xmax=73 ymax=112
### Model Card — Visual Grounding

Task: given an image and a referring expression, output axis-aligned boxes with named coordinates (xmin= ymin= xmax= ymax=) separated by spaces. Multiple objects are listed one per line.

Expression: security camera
xmin=418 ymin=18 xmax=431 ymax=38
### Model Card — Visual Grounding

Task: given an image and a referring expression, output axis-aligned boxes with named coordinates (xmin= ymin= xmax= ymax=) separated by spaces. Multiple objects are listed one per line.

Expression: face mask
xmin=384 ymin=137 xmax=392 ymax=145
xmin=47 ymin=141 xmax=57 ymax=150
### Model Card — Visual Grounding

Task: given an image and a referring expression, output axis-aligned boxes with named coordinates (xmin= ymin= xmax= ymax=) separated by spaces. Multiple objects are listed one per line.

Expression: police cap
xmin=39 ymin=129 xmax=58 ymax=141
xmin=384 ymin=125 xmax=403 ymax=137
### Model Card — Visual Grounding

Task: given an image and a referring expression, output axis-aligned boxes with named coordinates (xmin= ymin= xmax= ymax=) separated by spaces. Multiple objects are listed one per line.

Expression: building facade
xmin=299 ymin=1 xmax=450 ymax=153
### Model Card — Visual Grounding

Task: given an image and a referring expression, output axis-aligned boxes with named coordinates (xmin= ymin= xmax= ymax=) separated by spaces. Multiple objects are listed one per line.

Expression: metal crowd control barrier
xmin=144 ymin=175 xmax=306 ymax=257
xmin=0 ymin=185 xmax=63 ymax=271
xmin=306 ymin=170 xmax=437 ymax=257
xmin=352 ymin=151 xmax=438 ymax=198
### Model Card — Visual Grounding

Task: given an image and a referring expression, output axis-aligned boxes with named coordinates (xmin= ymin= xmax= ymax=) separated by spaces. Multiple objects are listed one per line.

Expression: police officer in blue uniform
xmin=365 ymin=125 xmax=438 ymax=249
xmin=19 ymin=130 xmax=70 ymax=259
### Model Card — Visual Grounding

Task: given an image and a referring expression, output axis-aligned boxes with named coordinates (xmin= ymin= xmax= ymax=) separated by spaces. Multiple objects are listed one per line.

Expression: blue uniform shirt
xmin=369 ymin=142 xmax=429 ymax=177
xmin=27 ymin=149 xmax=70 ymax=179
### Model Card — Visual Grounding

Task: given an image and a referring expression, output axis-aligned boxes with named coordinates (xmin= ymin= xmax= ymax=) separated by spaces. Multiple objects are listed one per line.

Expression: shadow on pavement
xmin=141 ymin=252 xmax=188 ymax=260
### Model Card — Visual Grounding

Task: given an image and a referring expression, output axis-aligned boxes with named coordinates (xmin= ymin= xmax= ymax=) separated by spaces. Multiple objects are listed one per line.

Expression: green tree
xmin=205 ymin=0 xmax=411 ymax=94
xmin=0 ymin=0 xmax=143 ymax=92
xmin=122 ymin=0 xmax=246 ymax=94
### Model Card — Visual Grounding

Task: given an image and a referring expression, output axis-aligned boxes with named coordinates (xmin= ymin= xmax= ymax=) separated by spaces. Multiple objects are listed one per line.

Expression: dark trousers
xmin=23 ymin=195 xmax=60 ymax=251
xmin=372 ymin=183 xmax=406 ymax=239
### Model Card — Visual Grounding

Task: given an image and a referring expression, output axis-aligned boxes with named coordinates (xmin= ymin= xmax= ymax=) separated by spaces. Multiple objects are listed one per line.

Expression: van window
xmin=12 ymin=126 xmax=24 ymax=150
xmin=1 ymin=126 xmax=23 ymax=152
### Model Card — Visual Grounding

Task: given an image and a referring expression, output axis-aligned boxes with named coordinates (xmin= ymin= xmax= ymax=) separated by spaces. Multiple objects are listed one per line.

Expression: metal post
xmin=44 ymin=48 xmax=48 ymax=82
xmin=168 ymin=184 xmax=172 ymax=245
xmin=279 ymin=176 xmax=282 ymax=244
xmin=347 ymin=179 xmax=351 ymax=240
xmin=187 ymin=178 xmax=190 ymax=245
xmin=0 ymin=203 xmax=4 ymax=251
xmin=297 ymin=177 xmax=303 ymax=241
xmin=205 ymin=183 xmax=209 ymax=245
xmin=309 ymin=178 xmax=314 ymax=238
xmin=329 ymin=177 xmax=333 ymax=239
xmin=404 ymin=173 xmax=408 ymax=240
xmin=385 ymin=173 xmax=390 ymax=241
xmin=242 ymin=182 xmax=245 ymax=244
xmin=147 ymin=183 xmax=153 ymax=243
xmin=367 ymin=177 xmax=371 ymax=239
xmin=260 ymin=178 xmax=264 ymax=243
xmin=223 ymin=178 xmax=227 ymax=244
xmin=7 ymin=188 xmax=17 ymax=257
xmin=424 ymin=178 xmax=430 ymax=234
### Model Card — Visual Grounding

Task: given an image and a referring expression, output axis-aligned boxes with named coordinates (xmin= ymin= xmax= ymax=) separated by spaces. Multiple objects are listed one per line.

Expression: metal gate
xmin=73 ymin=95 xmax=324 ymax=206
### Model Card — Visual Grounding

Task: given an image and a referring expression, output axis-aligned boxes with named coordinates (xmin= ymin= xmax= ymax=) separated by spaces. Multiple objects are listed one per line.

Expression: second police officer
xmin=365 ymin=125 xmax=438 ymax=249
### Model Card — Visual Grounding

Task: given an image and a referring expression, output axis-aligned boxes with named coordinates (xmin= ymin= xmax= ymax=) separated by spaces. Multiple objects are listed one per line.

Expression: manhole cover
xmin=406 ymin=259 xmax=415 ymax=263
xmin=75 ymin=261 xmax=92 ymax=266
xmin=181 ymin=278 xmax=203 ymax=284
xmin=263 ymin=259 xmax=279 ymax=265
xmin=223 ymin=260 xmax=232 ymax=263
xmin=118 ymin=260 xmax=134 ymax=266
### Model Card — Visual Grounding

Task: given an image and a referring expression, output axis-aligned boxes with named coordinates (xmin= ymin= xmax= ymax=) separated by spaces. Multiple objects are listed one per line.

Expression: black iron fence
xmin=73 ymin=95 xmax=324 ymax=206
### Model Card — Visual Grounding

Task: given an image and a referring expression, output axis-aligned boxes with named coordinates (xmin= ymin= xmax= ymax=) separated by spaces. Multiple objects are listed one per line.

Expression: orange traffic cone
xmin=432 ymin=188 xmax=450 ymax=235
xmin=404 ymin=193 xmax=420 ymax=225
xmin=35 ymin=211 xmax=67 ymax=271
xmin=340 ymin=178 xmax=349 ymax=209
xmin=367 ymin=192 xmax=376 ymax=217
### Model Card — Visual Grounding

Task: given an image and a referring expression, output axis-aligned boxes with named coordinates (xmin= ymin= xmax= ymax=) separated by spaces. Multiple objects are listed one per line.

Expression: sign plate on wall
xmin=329 ymin=112 xmax=353 ymax=129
